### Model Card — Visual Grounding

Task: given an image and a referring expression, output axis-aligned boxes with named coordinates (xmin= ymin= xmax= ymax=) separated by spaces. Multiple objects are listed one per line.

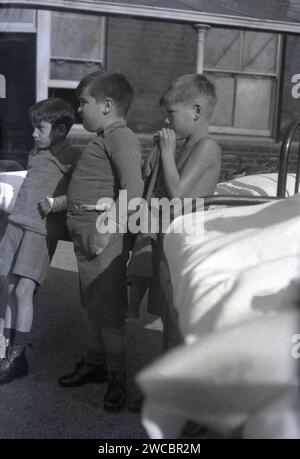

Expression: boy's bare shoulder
xmin=191 ymin=137 xmax=221 ymax=165
xmin=194 ymin=137 xmax=221 ymax=156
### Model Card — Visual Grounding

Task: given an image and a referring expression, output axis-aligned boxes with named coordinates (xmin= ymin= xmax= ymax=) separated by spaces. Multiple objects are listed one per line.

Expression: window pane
xmin=204 ymin=28 xmax=240 ymax=70
xmin=50 ymin=60 xmax=103 ymax=81
xmin=242 ymin=31 xmax=277 ymax=73
xmin=235 ymin=77 xmax=273 ymax=130
xmin=207 ymin=73 xmax=235 ymax=126
xmin=0 ymin=8 xmax=35 ymax=23
xmin=51 ymin=12 xmax=103 ymax=60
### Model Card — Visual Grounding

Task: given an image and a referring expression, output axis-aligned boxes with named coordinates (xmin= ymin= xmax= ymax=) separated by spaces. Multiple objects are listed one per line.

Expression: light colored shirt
xmin=9 ymin=139 xmax=80 ymax=238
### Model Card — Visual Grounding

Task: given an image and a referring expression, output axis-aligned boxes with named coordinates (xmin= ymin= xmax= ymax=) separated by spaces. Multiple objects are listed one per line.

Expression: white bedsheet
xmin=138 ymin=193 xmax=300 ymax=439
xmin=0 ymin=170 xmax=27 ymax=213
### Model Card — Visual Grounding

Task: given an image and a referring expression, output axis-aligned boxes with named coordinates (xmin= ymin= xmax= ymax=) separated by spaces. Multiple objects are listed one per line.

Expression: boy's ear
xmin=103 ymin=98 xmax=113 ymax=114
xmin=193 ymin=104 xmax=201 ymax=120
xmin=52 ymin=123 xmax=67 ymax=137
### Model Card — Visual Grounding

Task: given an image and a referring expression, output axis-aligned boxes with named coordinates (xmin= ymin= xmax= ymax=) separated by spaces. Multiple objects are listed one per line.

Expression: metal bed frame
xmin=160 ymin=119 xmax=300 ymax=350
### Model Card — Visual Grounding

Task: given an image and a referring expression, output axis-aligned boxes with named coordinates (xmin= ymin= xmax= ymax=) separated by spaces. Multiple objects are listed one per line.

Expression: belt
xmin=67 ymin=202 xmax=107 ymax=213
xmin=67 ymin=202 xmax=86 ymax=212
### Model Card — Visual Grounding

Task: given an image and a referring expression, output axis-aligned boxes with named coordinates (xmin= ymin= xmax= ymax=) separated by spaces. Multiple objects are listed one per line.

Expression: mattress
xmin=0 ymin=171 xmax=296 ymax=216
xmin=216 ymin=172 xmax=296 ymax=197
xmin=138 ymin=193 xmax=300 ymax=439
xmin=164 ymin=195 xmax=300 ymax=339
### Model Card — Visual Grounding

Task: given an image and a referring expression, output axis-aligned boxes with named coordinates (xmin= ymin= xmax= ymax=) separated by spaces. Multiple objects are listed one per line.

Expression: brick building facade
xmin=1 ymin=2 xmax=300 ymax=180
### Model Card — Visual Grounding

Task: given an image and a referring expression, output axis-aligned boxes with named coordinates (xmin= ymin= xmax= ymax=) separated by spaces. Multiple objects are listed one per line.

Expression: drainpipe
xmin=193 ymin=24 xmax=210 ymax=74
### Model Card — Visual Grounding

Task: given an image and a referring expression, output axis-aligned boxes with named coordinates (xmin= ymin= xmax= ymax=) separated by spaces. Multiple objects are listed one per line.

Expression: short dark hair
xmin=76 ymin=71 xmax=134 ymax=116
xmin=29 ymin=98 xmax=75 ymax=133
xmin=160 ymin=74 xmax=217 ymax=118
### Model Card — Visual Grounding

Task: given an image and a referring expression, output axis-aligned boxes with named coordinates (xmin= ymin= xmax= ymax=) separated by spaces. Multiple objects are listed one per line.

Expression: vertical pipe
xmin=193 ymin=24 xmax=210 ymax=74
xmin=36 ymin=10 xmax=51 ymax=101
xmin=295 ymin=133 xmax=300 ymax=193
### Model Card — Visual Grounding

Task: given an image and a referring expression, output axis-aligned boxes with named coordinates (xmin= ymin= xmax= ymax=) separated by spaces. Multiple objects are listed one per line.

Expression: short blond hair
xmin=160 ymin=74 xmax=216 ymax=118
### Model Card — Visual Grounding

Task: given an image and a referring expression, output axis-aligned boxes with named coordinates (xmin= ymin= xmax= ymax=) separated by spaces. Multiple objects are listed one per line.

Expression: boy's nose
xmin=165 ymin=117 xmax=170 ymax=125
xmin=32 ymin=128 xmax=38 ymax=138
xmin=77 ymin=106 xmax=82 ymax=114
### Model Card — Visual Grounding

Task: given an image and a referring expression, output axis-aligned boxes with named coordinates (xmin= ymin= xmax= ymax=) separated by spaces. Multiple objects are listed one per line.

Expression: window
xmin=204 ymin=28 xmax=281 ymax=137
xmin=49 ymin=12 xmax=105 ymax=87
xmin=37 ymin=11 xmax=106 ymax=126
xmin=0 ymin=8 xmax=36 ymax=32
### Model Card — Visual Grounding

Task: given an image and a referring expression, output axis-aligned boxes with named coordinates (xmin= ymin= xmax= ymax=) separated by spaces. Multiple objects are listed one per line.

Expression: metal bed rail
xmin=277 ymin=119 xmax=300 ymax=197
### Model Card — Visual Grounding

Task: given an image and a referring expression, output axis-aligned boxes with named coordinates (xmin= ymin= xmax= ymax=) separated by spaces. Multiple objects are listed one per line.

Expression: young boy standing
xmin=127 ymin=74 xmax=222 ymax=412
xmin=58 ymin=71 xmax=144 ymax=412
xmin=0 ymin=98 xmax=77 ymax=384
xmin=129 ymin=74 xmax=222 ymax=315
xmin=158 ymin=73 xmax=221 ymax=199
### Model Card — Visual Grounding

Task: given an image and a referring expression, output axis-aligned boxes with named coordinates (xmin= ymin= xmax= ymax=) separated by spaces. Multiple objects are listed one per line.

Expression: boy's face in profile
xmin=164 ymin=96 xmax=209 ymax=140
xmin=78 ymin=87 xmax=105 ymax=132
xmin=32 ymin=121 xmax=59 ymax=150
xmin=164 ymin=102 xmax=196 ymax=140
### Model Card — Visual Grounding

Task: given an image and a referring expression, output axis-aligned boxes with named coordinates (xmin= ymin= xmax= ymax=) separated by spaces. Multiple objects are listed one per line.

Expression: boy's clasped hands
xmin=155 ymin=128 xmax=177 ymax=157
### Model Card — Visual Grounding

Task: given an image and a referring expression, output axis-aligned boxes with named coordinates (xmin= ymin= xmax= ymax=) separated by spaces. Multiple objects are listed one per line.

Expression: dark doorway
xmin=0 ymin=33 xmax=36 ymax=168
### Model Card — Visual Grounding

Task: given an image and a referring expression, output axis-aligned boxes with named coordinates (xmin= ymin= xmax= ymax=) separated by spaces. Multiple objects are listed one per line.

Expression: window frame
xmin=204 ymin=28 xmax=283 ymax=138
xmin=0 ymin=8 xmax=36 ymax=33
xmin=36 ymin=10 xmax=107 ymax=131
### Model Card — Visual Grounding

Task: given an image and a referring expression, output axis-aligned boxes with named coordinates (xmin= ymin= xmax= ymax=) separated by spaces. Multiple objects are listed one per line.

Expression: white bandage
xmin=46 ymin=196 xmax=54 ymax=207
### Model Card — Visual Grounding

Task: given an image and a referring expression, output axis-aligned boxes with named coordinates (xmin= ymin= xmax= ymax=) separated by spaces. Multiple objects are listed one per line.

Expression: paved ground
xmin=0 ymin=241 xmax=164 ymax=439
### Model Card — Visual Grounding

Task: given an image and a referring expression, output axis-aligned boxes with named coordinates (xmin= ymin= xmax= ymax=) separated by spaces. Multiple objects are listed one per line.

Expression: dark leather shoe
xmin=127 ymin=392 xmax=143 ymax=413
xmin=0 ymin=344 xmax=28 ymax=385
xmin=103 ymin=371 xmax=127 ymax=412
xmin=58 ymin=359 xmax=108 ymax=387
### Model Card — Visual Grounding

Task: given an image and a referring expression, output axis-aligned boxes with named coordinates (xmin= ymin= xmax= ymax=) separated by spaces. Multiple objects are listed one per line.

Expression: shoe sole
xmin=58 ymin=375 xmax=108 ymax=388
xmin=0 ymin=364 xmax=28 ymax=385
xmin=127 ymin=403 xmax=143 ymax=413
xmin=103 ymin=398 xmax=127 ymax=412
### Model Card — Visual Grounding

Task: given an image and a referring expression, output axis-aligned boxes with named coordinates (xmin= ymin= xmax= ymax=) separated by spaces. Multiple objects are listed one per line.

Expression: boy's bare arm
xmin=160 ymin=130 xmax=221 ymax=198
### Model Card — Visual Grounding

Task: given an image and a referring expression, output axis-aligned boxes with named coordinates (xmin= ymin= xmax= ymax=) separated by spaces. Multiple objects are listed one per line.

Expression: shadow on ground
xmin=0 ymin=262 xmax=163 ymax=439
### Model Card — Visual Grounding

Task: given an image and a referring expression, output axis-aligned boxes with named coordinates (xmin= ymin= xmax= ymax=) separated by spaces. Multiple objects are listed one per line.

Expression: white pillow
xmin=0 ymin=171 xmax=27 ymax=213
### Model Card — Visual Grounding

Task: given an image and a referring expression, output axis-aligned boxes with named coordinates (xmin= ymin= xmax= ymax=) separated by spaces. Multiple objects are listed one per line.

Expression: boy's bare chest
xmin=175 ymin=145 xmax=192 ymax=171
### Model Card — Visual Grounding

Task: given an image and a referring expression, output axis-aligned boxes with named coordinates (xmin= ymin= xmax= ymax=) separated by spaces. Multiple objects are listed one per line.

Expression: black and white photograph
xmin=0 ymin=0 xmax=299 ymax=443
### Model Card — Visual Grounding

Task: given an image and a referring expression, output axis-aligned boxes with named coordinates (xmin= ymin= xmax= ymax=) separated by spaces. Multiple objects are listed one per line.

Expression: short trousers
xmin=0 ymin=221 xmax=57 ymax=285
xmin=67 ymin=212 xmax=130 ymax=326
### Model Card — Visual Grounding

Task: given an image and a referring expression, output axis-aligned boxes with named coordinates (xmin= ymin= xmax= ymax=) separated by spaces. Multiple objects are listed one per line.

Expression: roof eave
xmin=2 ymin=0 xmax=300 ymax=34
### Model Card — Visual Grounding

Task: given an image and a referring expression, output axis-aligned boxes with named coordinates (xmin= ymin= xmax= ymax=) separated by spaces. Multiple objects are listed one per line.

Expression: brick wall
xmin=70 ymin=16 xmax=300 ymax=182
xmin=106 ymin=16 xmax=197 ymax=133
xmin=71 ymin=132 xmax=300 ymax=183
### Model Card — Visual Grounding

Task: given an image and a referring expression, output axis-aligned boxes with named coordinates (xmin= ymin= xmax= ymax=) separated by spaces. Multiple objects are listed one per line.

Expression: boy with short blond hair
xmin=158 ymin=73 xmax=221 ymax=199
xmin=127 ymin=74 xmax=222 ymax=412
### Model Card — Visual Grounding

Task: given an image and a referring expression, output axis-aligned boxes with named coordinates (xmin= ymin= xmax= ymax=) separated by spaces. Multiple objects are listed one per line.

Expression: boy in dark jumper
xmin=58 ymin=71 xmax=144 ymax=412
xmin=0 ymin=98 xmax=78 ymax=384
